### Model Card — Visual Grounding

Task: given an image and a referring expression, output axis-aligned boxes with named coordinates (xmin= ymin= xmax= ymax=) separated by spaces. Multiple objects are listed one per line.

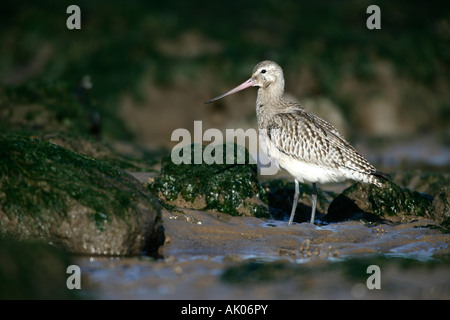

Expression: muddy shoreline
xmin=78 ymin=207 xmax=450 ymax=299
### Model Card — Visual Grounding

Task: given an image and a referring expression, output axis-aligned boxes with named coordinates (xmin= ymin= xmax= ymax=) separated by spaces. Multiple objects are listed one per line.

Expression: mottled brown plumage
xmin=206 ymin=60 xmax=389 ymax=224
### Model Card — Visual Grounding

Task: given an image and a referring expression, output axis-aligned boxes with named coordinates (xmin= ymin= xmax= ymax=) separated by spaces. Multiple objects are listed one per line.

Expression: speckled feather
xmin=265 ymin=104 xmax=385 ymax=186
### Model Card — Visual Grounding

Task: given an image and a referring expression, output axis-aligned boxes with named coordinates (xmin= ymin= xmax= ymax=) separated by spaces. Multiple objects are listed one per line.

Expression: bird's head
xmin=251 ymin=60 xmax=284 ymax=90
xmin=205 ymin=60 xmax=284 ymax=104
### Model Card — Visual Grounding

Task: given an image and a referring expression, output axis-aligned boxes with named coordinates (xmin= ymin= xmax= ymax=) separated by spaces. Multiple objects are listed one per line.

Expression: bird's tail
xmin=371 ymin=170 xmax=391 ymax=187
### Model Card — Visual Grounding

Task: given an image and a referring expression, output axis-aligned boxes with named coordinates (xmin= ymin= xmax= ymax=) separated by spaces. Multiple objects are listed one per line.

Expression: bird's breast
xmin=258 ymin=129 xmax=280 ymax=171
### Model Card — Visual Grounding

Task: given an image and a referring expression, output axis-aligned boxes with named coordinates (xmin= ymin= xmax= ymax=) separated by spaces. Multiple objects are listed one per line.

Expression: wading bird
xmin=206 ymin=61 xmax=389 ymax=224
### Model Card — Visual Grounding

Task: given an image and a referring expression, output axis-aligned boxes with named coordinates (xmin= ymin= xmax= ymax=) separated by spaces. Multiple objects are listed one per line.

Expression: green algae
xmin=38 ymin=131 xmax=162 ymax=172
xmin=150 ymin=143 xmax=269 ymax=218
xmin=430 ymin=185 xmax=450 ymax=228
xmin=0 ymin=133 xmax=155 ymax=230
xmin=326 ymin=181 xmax=434 ymax=223
xmin=367 ymin=181 xmax=433 ymax=218
xmin=0 ymin=133 xmax=164 ymax=256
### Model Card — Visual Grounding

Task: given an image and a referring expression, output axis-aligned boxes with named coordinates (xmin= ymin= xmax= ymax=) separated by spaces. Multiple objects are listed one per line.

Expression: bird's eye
xmin=261 ymin=69 xmax=266 ymax=74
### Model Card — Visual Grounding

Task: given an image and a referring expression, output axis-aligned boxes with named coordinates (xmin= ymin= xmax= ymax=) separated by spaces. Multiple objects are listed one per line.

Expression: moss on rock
xmin=150 ymin=143 xmax=269 ymax=218
xmin=326 ymin=181 xmax=433 ymax=223
xmin=39 ymin=132 xmax=161 ymax=172
xmin=0 ymin=133 xmax=164 ymax=256
xmin=430 ymin=185 xmax=450 ymax=226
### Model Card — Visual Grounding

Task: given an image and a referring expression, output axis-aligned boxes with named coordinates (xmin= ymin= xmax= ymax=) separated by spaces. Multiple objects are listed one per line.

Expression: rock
xmin=0 ymin=82 xmax=93 ymax=136
xmin=393 ymin=170 xmax=450 ymax=197
xmin=326 ymin=181 xmax=433 ymax=223
xmin=0 ymin=237 xmax=82 ymax=299
xmin=430 ymin=185 xmax=450 ymax=226
xmin=40 ymin=132 xmax=161 ymax=172
xmin=0 ymin=80 xmax=130 ymax=140
xmin=0 ymin=134 xmax=164 ymax=256
xmin=150 ymin=143 xmax=269 ymax=218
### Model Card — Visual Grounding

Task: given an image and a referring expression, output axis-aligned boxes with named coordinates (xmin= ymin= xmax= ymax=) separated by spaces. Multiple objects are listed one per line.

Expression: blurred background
xmin=1 ymin=0 xmax=449 ymax=172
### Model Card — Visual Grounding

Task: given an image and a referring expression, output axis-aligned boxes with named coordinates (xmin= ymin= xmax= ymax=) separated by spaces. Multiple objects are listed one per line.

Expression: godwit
xmin=205 ymin=60 xmax=389 ymax=225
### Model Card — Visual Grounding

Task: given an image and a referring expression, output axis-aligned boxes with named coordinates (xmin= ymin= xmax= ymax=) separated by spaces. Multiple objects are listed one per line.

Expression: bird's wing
xmin=266 ymin=109 xmax=378 ymax=175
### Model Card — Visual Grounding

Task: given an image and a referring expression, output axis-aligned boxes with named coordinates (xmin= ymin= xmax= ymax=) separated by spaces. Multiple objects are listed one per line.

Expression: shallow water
xmin=77 ymin=209 xmax=450 ymax=299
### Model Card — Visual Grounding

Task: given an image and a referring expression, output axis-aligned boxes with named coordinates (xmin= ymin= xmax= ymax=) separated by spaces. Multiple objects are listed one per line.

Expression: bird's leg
xmin=310 ymin=183 xmax=317 ymax=224
xmin=288 ymin=179 xmax=300 ymax=225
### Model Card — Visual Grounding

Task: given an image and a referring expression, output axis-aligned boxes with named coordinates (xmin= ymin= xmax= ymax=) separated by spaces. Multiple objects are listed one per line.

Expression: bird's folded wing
xmin=266 ymin=110 xmax=377 ymax=175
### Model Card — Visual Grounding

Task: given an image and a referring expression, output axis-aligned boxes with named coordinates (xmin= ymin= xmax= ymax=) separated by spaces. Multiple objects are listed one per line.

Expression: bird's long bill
xmin=205 ymin=78 xmax=255 ymax=104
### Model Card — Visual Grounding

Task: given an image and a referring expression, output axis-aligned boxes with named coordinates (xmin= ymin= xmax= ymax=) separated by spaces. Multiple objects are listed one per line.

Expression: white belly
xmin=278 ymin=153 xmax=347 ymax=184
xmin=261 ymin=132 xmax=348 ymax=184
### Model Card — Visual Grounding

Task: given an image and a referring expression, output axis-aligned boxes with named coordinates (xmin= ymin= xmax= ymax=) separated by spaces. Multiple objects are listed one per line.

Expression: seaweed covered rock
xmin=0 ymin=134 xmax=164 ymax=256
xmin=0 ymin=81 xmax=96 ymax=136
xmin=40 ymin=132 xmax=161 ymax=172
xmin=150 ymin=143 xmax=269 ymax=218
xmin=0 ymin=80 xmax=130 ymax=140
xmin=430 ymin=185 xmax=450 ymax=226
xmin=326 ymin=181 xmax=433 ymax=223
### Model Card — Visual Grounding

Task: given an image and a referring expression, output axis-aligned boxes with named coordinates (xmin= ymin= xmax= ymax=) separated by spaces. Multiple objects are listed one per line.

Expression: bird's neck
xmin=256 ymin=84 xmax=285 ymax=129
xmin=256 ymin=83 xmax=284 ymax=105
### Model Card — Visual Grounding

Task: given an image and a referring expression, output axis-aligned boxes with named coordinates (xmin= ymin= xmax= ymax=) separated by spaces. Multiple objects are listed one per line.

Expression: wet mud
xmin=79 ymin=207 xmax=450 ymax=299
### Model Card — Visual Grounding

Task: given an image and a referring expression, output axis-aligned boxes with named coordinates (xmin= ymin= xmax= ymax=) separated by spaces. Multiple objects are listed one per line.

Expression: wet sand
xmin=78 ymin=207 xmax=450 ymax=299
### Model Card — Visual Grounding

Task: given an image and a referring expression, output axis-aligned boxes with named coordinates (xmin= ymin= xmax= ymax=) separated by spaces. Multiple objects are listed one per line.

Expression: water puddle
xmin=386 ymin=241 xmax=447 ymax=261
